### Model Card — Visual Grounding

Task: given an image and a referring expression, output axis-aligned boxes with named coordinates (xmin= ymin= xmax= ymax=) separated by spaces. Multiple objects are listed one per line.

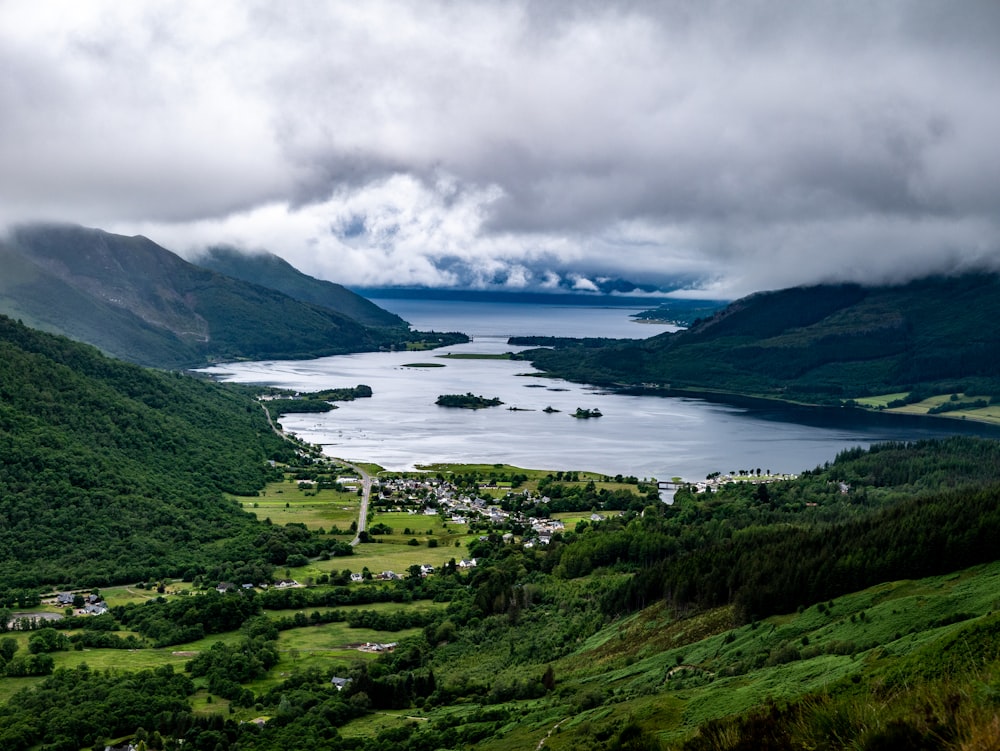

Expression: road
xmin=341 ymin=461 xmax=373 ymax=546
xmin=255 ymin=398 xmax=372 ymax=547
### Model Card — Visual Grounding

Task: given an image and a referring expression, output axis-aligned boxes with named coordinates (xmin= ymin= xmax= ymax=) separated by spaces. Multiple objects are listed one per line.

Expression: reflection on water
xmin=202 ymin=301 xmax=1000 ymax=480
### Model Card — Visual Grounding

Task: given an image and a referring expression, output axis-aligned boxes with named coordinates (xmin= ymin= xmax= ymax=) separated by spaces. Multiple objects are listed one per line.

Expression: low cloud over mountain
xmin=2 ymin=2 xmax=999 ymax=297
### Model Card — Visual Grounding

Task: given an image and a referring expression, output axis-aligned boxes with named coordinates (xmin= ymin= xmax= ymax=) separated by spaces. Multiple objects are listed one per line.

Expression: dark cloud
xmin=1 ymin=1 xmax=998 ymax=297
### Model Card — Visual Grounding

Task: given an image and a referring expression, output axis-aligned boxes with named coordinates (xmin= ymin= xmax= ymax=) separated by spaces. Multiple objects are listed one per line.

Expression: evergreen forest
xmin=0 ymin=315 xmax=314 ymax=589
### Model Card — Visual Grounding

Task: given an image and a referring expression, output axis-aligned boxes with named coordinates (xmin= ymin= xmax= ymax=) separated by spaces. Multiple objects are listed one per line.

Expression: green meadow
xmin=237 ymin=477 xmax=362 ymax=532
xmin=854 ymin=391 xmax=1000 ymax=425
xmin=243 ymin=624 xmax=426 ymax=695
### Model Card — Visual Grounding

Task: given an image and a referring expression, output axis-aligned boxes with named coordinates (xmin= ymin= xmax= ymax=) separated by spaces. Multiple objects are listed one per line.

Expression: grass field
xmin=236 ymin=478 xmax=362 ymax=532
xmin=339 ymin=709 xmax=431 ymax=738
xmin=0 ymin=675 xmax=42 ymax=704
xmin=551 ymin=511 xmax=621 ymax=527
xmin=288 ymin=537 xmax=475 ymax=581
xmin=243 ymin=622 xmax=427 ymax=696
xmin=853 ymin=391 xmax=908 ymax=408
xmin=350 ymin=542 xmax=472 ymax=573
xmin=851 ymin=391 xmax=1000 ymax=425
xmin=884 ymin=393 xmax=1000 ymax=425
xmin=99 ymin=582 xmax=196 ymax=606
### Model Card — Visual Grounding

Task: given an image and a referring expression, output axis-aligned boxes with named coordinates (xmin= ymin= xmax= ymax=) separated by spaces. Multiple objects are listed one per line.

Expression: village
xmin=366 ymin=472 xmax=600 ymax=550
xmin=14 ymin=466 xmax=802 ymax=631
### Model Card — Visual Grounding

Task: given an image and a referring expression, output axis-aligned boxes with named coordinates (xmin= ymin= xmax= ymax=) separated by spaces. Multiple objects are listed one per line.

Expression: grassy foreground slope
xmin=0 ymin=315 xmax=312 ymax=588
xmin=524 ymin=273 xmax=1000 ymax=405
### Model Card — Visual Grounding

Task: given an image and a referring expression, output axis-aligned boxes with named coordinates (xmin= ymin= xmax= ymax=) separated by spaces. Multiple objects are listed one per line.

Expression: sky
xmin=2 ymin=1 xmax=999 ymax=299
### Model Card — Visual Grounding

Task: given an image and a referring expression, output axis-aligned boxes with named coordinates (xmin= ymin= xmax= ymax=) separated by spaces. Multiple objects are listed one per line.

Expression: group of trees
xmin=435 ymin=393 xmax=504 ymax=409
xmin=532 ymin=476 xmax=659 ymax=514
xmin=263 ymin=384 xmax=374 ymax=421
xmin=0 ymin=316 xmax=324 ymax=589
xmin=0 ymin=664 xmax=195 ymax=750
xmin=113 ymin=591 xmax=263 ymax=647
xmin=547 ymin=436 xmax=1000 ymax=621
xmin=0 ymin=636 xmax=52 ymax=679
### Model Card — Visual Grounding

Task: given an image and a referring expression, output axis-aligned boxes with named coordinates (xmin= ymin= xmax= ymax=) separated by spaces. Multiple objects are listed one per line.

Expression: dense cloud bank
xmin=2 ymin=1 xmax=998 ymax=297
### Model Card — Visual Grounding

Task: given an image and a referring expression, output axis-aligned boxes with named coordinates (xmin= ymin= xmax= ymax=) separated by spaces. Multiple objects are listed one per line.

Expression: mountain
xmin=0 ymin=224 xmax=405 ymax=368
xmin=524 ymin=273 xmax=1000 ymax=404
xmin=194 ymin=246 xmax=407 ymax=329
xmin=0 ymin=314 xmax=314 ymax=588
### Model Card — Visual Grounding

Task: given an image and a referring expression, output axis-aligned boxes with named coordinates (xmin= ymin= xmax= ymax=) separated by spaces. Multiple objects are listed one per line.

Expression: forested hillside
xmin=0 ymin=225 xmax=464 ymax=368
xmin=524 ymin=273 xmax=1000 ymax=404
xmin=0 ymin=316 xmax=315 ymax=589
xmin=589 ymin=437 xmax=1000 ymax=621
xmin=2 ymin=435 xmax=1000 ymax=749
xmin=194 ymin=246 xmax=407 ymax=329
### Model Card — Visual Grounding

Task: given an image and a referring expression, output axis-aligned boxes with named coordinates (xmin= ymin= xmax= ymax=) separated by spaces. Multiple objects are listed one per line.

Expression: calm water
xmin=201 ymin=300 xmax=1000 ymax=481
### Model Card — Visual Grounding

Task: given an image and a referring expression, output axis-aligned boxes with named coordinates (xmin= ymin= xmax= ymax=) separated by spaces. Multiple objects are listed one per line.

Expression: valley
xmin=5 ymin=5 xmax=999 ymax=748
xmin=4 ymin=429 xmax=1000 ymax=750
xmin=3 ymin=248 xmax=1000 ymax=750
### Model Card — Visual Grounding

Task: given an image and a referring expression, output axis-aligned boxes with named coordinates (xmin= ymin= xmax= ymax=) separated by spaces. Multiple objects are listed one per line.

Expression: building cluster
xmin=688 ymin=472 xmax=798 ymax=493
xmin=54 ymin=591 xmax=108 ymax=616
xmin=373 ymin=475 xmax=567 ymax=545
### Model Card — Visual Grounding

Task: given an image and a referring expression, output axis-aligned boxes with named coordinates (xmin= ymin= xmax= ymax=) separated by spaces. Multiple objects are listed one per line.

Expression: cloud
xmin=2 ymin=0 xmax=999 ymax=298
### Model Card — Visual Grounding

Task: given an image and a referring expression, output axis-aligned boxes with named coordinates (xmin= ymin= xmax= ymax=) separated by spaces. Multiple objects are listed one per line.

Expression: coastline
xmin=616 ymin=384 xmax=1000 ymax=430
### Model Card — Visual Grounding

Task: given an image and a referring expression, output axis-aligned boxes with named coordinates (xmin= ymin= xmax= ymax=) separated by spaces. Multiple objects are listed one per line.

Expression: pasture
xmin=237 ymin=477 xmax=362 ymax=532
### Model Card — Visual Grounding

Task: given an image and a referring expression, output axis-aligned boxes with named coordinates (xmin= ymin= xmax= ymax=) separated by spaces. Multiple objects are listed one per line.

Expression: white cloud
xmin=3 ymin=0 xmax=1000 ymax=298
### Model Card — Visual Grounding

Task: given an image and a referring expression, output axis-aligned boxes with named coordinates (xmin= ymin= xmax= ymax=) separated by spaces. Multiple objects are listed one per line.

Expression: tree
xmin=0 ymin=636 xmax=17 ymax=663
xmin=542 ymin=665 xmax=555 ymax=691
xmin=28 ymin=628 xmax=68 ymax=654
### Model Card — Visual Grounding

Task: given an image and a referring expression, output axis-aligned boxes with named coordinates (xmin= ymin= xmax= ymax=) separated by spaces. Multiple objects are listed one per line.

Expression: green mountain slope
xmin=0 ymin=315 xmax=312 ymax=588
xmin=194 ymin=246 xmax=407 ymax=329
xmin=1 ymin=434 xmax=1000 ymax=749
xmin=525 ymin=273 xmax=1000 ymax=403
xmin=0 ymin=224 xmax=387 ymax=368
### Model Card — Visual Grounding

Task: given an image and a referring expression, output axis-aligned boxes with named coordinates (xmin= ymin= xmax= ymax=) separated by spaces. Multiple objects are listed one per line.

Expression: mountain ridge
xmin=0 ymin=224 xmax=415 ymax=368
xmin=193 ymin=246 xmax=408 ymax=329
xmin=523 ymin=272 xmax=1000 ymax=405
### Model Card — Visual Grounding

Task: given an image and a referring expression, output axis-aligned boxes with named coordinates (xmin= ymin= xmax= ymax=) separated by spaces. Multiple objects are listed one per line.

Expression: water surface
xmin=203 ymin=300 xmax=1000 ymax=480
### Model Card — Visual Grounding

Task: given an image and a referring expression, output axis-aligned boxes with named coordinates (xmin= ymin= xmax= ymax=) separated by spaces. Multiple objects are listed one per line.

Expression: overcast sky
xmin=2 ymin=1 xmax=999 ymax=298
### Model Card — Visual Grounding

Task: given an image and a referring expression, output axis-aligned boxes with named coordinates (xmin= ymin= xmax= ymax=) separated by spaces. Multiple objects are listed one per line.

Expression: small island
xmin=435 ymin=393 xmax=504 ymax=409
xmin=572 ymin=407 xmax=603 ymax=419
xmin=261 ymin=384 xmax=372 ymax=419
xmin=543 ymin=406 xmax=561 ymax=413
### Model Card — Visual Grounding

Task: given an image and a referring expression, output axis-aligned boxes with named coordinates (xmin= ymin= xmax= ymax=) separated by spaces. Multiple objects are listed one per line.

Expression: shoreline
xmin=616 ymin=384 xmax=1000 ymax=430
